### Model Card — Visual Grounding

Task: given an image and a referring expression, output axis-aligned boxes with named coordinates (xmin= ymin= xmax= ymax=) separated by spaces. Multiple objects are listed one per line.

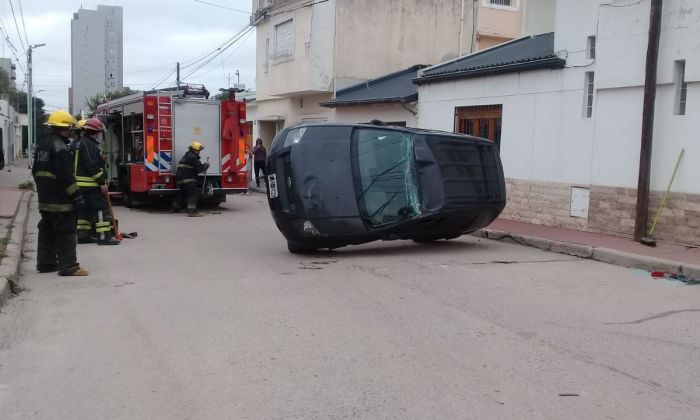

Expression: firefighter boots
xmin=97 ymin=232 xmax=121 ymax=245
xmin=59 ymin=266 xmax=89 ymax=276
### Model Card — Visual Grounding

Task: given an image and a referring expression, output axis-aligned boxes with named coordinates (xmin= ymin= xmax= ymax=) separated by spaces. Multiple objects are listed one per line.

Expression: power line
xmin=7 ymin=0 xmax=27 ymax=51
xmin=200 ymin=28 xmax=254 ymax=80
xmin=16 ymin=0 xmax=30 ymax=46
xmin=268 ymin=0 xmax=330 ymax=18
xmin=193 ymin=0 xmax=251 ymax=14
xmin=179 ymin=28 xmax=248 ymax=71
xmin=181 ymin=26 xmax=253 ymax=81
xmin=151 ymin=67 xmax=177 ymax=90
xmin=124 ymin=62 xmax=177 ymax=75
xmin=180 ymin=25 xmax=252 ymax=77
xmin=0 ymin=26 xmax=26 ymax=73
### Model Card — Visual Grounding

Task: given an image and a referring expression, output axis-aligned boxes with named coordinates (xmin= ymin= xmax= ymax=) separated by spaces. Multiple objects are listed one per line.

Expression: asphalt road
xmin=0 ymin=194 xmax=699 ymax=419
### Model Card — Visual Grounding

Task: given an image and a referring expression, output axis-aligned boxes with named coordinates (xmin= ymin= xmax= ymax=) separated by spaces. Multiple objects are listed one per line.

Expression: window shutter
xmin=274 ymin=20 xmax=294 ymax=60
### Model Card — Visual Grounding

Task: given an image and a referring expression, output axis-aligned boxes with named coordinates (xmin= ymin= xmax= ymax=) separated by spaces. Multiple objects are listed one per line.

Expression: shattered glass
xmin=354 ymin=129 xmax=421 ymax=227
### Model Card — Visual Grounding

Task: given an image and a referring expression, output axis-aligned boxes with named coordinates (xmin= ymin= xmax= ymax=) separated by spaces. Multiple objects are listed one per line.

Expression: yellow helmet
xmin=45 ymin=110 xmax=78 ymax=128
xmin=189 ymin=141 xmax=204 ymax=151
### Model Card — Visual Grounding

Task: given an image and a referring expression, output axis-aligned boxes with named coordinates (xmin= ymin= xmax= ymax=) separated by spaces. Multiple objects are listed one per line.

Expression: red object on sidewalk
xmin=651 ymin=271 xmax=665 ymax=278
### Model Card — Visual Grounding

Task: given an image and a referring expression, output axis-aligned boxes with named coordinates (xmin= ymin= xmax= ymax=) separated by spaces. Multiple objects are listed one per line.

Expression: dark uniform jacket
xmin=32 ymin=133 xmax=81 ymax=212
xmin=176 ymin=150 xmax=208 ymax=184
xmin=71 ymin=134 xmax=107 ymax=189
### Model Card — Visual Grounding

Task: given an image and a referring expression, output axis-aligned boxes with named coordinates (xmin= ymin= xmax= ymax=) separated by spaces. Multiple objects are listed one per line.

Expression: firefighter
xmin=71 ymin=118 xmax=120 ymax=245
xmin=171 ymin=141 xmax=209 ymax=217
xmin=32 ymin=110 xmax=89 ymax=276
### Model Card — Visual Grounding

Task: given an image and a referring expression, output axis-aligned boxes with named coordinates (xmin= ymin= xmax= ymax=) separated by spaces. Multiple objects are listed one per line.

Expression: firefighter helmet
xmin=82 ymin=118 xmax=106 ymax=133
xmin=45 ymin=110 xmax=78 ymax=128
xmin=189 ymin=141 xmax=204 ymax=151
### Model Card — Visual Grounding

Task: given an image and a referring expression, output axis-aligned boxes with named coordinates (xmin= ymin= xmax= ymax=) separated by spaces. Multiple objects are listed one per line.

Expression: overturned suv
xmin=266 ymin=122 xmax=506 ymax=253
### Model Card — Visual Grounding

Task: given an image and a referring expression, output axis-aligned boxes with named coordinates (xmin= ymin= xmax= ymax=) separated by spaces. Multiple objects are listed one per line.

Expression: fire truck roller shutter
xmin=172 ymin=101 xmax=222 ymax=175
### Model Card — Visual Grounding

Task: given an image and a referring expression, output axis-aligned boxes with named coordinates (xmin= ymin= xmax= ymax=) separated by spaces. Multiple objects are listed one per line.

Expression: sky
xmin=0 ymin=0 xmax=257 ymax=112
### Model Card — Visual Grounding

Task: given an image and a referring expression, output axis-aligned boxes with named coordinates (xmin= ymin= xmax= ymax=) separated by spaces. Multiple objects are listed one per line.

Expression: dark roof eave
xmin=320 ymin=94 xmax=418 ymax=108
xmin=414 ymin=57 xmax=566 ymax=85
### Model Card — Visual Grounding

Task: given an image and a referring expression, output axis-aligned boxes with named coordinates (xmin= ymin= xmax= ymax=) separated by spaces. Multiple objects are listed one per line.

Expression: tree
xmin=0 ymin=67 xmax=48 ymax=148
xmin=86 ymin=87 xmax=137 ymax=113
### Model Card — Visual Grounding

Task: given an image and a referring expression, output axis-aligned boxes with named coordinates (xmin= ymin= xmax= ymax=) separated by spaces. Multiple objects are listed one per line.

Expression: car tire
xmin=287 ymin=241 xmax=316 ymax=254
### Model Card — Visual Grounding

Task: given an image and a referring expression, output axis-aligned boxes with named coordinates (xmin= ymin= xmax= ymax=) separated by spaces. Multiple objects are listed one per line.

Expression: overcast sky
xmin=1 ymin=0 xmax=256 ymax=111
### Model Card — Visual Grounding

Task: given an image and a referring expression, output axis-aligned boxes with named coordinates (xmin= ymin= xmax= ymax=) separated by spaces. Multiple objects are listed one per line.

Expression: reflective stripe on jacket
xmin=71 ymin=134 xmax=107 ymax=189
xmin=32 ymin=133 xmax=80 ymax=212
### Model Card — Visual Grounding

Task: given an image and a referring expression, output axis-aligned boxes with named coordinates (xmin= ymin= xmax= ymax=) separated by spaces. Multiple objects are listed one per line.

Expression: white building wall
xmin=0 ymin=99 xmax=19 ymax=165
xmin=70 ymin=5 xmax=123 ymax=116
xmin=254 ymin=0 xmax=335 ymax=101
xmin=416 ymin=0 xmax=700 ymax=244
xmin=417 ymin=69 xmax=596 ymax=186
xmin=420 ymin=0 xmax=700 ymax=195
xmin=332 ymin=104 xmax=418 ymax=127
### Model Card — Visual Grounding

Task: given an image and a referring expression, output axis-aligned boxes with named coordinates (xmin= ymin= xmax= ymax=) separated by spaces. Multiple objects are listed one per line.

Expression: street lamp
xmin=27 ymin=43 xmax=46 ymax=168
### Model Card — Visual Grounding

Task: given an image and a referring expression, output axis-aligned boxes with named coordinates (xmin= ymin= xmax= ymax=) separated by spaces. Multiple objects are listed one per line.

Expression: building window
xmin=454 ymin=105 xmax=503 ymax=149
xmin=265 ymin=38 xmax=270 ymax=73
xmin=273 ymin=19 xmax=294 ymax=61
xmin=675 ymin=60 xmax=687 ymax=115
xmin=584 ymin=72 xmax=595 ymax=118
xmin=483 ymin=0 xmax=519 ymax=11
xmin=587 ymin=36 xmax=596 ymax=60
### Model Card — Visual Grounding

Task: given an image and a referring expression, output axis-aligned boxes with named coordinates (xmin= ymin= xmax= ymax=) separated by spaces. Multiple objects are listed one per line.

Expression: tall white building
xmin=70 ymin=5 xmax=123 ymax=116
xmin=0 ymin=57 xmax=17 ymax=88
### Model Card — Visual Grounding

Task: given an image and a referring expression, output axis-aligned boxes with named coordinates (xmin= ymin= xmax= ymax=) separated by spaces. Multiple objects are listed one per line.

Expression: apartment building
xmin=250 ymin=0 xmax=474 ymax=146
xmin=70 ymin=5 xmax=123 ymax=116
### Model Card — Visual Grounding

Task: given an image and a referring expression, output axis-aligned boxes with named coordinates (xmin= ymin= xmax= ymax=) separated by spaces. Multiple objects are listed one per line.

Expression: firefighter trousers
xmin=77 ymin=188 xmax=113 ymax=241
xmin=173 ymin=181 xmax=198 ymax=213
xmin=37 ymin=210 xmax=79 ymax=275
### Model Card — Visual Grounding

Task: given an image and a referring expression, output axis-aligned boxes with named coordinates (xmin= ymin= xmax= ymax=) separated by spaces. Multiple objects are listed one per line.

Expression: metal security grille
xmin=489 ymin=0 xmax=513 ymax=6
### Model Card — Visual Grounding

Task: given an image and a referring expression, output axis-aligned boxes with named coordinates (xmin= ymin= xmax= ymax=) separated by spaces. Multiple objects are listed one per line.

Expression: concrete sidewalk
xmin=0 ymin=160 xmax=33 ymax=306
xmin=480 ymin=219 xmax=700 ymax=279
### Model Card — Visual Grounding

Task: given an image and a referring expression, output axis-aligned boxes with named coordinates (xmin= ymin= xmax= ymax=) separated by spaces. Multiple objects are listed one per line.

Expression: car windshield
xmin=353 ymin=128 xmax=421 ymax=227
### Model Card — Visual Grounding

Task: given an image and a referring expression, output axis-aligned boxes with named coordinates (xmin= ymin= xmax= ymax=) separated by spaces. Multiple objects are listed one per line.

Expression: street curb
xmin=477 ymin=228 xmax=698 ymax=277
xmin=0 ymin=191 xmax=32 ymax=307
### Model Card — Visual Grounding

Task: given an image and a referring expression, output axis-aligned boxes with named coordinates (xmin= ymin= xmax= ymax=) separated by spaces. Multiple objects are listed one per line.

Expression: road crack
xmin=606 ymin=309 xmax=700 ymax=325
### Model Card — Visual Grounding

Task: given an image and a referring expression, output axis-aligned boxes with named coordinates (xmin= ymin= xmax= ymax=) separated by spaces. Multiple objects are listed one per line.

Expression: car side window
xmin=352 ymin=128 xmax=421 ymax=228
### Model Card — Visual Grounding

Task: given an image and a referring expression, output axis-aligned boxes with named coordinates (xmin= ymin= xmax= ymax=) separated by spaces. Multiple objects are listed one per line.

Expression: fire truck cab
xmin=96 ymin=87 xmax=248 ymax=207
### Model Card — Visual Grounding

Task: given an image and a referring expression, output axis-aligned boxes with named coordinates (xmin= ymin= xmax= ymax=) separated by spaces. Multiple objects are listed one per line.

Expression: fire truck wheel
xmin=123 ymin=191 xmax=140 ymax=208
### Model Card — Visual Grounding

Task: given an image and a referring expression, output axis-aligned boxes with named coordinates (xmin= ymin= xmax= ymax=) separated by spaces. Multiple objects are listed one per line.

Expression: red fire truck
xmin=96 ymin=85 xmax=248 ymax=207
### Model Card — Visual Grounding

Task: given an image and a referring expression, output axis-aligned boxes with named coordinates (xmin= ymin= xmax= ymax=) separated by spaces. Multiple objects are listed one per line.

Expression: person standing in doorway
xmin=244 ymin=144 xmax=253 ymax=195
xmin=253 ymin=138 xmax=266 ymax=188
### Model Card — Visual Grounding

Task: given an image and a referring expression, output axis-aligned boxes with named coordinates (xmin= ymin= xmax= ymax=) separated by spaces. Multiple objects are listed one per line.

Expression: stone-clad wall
xmin=501 ymin=178 xmax=700 ymax=247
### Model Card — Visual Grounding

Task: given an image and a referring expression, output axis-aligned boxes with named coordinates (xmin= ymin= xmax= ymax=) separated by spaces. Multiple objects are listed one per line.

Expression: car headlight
xmin=303 ymin=220 xmax=321 ymax=236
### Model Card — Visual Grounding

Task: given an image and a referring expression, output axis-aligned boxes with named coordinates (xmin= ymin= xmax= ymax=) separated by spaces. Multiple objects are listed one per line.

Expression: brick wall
xmin=502 ymin=178 xmax=700 ymax=246
xmin=501 ymin=179 xmax=589 ymax=231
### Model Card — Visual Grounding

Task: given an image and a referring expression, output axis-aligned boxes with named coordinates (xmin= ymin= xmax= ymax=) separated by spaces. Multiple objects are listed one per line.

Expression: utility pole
xmin=634 ymin=0 xmax=663 ymax=242
xmin=26 ymin=43 xmax=46 ymax=168
xmin=176 ymin=62 xmax=181 ymax=90
xmin=236 ymin=69 xmax=240 ymax=84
